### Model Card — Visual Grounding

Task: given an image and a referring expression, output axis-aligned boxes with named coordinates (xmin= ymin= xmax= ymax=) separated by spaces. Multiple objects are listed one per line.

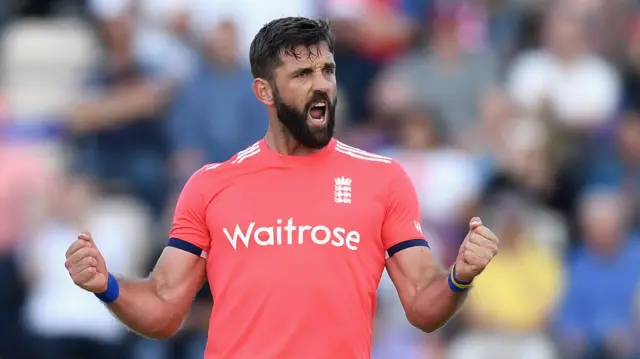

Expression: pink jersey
xmin=169 ymin=138 xmax=427 ymax=359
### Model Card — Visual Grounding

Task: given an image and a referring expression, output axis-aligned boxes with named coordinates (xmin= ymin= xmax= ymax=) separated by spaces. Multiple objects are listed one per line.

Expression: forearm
xmin=389 ymin=218 xmax=497 ymax=334
xmin=106 ymin=276 xmax=185 ymax=339
xmin=69 ymin=97 xmax=154 ymax=132
xmin=409 ymin=269 xmax=468 ymax=333
xmin=69 ymin=83 xmax=169 ymax=132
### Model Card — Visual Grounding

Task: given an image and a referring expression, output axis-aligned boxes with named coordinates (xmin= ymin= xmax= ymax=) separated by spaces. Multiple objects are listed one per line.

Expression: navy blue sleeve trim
xmin=386 ymin=239 xmax=430 ymax=258
xmin=167 ymin=238 xmax=204 ymax=257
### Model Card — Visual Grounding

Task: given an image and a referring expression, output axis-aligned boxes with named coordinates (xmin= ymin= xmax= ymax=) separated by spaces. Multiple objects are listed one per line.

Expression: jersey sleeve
xmin=168 ymin=167 xmax=211 ymax=257
xmin=381 ymin=162 xmax=429 ymax=258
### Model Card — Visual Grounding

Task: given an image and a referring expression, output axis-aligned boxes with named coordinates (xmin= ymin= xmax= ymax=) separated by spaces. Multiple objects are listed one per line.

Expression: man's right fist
xmin=64 ymin=232 xmax=109 ymax=293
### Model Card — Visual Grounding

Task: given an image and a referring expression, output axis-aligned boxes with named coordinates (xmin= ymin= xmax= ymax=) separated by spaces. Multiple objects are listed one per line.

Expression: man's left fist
xmin=454 ymin=217 xmax=499 ymax=283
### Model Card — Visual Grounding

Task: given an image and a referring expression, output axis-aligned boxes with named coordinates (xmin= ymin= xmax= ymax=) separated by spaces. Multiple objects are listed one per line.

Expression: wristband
xmin=448 ymin=265 xmax=473 ymax=293
xmin=95 ymin=273 xmax=120 ymax=303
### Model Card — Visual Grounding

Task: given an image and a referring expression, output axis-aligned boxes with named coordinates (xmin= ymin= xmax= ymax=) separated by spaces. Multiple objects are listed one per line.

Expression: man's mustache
xmin=305 ymin=92 xmax=332 ymax=111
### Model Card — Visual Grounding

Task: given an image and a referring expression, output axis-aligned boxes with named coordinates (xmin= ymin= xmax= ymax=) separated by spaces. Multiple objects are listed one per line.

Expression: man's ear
xmin=253 ymin=78 xmax=274 ymax=107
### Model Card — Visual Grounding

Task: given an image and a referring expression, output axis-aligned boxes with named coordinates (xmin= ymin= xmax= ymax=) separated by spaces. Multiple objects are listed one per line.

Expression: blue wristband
xmin=452 ymin=264 xmax=473 ymax=285
xmin=95 ymin=273 xmax=120 ymax=303
xmin=448 ymin=265 xmax=473 ymax=293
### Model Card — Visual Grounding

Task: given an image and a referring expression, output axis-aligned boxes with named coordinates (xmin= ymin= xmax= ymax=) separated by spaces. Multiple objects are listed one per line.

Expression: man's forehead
xmin=279 ymin=42 xmax=333 ymax=68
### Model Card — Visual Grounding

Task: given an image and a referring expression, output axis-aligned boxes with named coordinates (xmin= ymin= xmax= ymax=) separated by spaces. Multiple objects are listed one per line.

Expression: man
xmin=554 ymin=189 xmax=640 ymax=359
xmin=167 ymin=19 xmax=267 ymax=183
xmin=64 ymin=17 xmax=499 ymax=359
xmin=69 ymin=10 xmax=171 ymax=219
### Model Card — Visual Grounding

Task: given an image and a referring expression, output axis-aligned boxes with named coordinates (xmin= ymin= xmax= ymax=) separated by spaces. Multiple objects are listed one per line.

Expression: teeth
xmin=313 ymin=102 xmax=326 ymax=108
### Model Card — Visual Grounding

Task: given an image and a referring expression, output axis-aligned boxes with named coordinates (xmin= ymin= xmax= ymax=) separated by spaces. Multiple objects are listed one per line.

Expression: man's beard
xmin=273 ymin=88 xmax=337 ymax=149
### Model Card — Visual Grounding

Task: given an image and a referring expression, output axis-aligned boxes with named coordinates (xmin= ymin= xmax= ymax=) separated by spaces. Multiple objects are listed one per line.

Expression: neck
xmin=264 ymin=122 xmax=321 ymax=157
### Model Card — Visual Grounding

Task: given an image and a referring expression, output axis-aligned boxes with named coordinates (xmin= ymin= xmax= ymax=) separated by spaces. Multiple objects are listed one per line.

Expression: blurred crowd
xmin=0 ymin=0 xmax=639 ymax=358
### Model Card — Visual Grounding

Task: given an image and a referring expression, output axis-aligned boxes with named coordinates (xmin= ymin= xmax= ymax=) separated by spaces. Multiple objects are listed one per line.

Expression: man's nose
xmin=312 ymin=71 xmax=333 ymax=93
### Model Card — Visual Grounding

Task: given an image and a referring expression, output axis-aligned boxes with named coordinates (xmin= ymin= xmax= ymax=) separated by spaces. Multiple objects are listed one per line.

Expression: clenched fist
xmin=454 ymin=217 xmax=499 ymax=283
xmin=64 ymin=232 xmax=109 ymax=293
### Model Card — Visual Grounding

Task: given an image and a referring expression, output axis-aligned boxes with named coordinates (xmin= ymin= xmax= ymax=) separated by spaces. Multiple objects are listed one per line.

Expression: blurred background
xmin=0 ymin=0 xmax=639 ymax=358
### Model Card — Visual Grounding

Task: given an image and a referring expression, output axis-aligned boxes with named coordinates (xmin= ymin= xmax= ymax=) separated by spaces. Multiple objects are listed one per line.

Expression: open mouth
xmin=307 ymin=101 xmax=328 ymax=125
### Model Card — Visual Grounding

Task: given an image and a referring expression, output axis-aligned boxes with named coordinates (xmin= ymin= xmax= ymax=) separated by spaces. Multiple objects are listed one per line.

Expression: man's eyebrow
xmin=293 ymin=61 xmax=335 ymax=73
xmin=291 ymin=66 xmax=313 ymax=76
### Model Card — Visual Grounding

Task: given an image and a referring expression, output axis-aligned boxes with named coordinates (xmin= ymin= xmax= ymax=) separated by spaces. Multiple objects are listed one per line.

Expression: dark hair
xmin=249 ymin=17 xmax=335 ymax=80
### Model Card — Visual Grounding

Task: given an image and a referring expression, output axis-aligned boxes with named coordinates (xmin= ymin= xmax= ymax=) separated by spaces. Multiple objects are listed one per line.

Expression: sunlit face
xmin=271 ymin=42 xmax=338 ymax=149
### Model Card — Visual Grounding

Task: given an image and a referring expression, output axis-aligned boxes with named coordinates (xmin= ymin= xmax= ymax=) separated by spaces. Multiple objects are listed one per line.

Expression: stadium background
xmin=0 ymin=0 xmax=639 ymax=358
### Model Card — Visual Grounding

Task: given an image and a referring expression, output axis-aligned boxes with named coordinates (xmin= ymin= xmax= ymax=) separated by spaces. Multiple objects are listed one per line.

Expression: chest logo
xmin=334 ymin=176 xmax=352 ymax=204
xmin=222 ymin=218 xmax=361 ymax=251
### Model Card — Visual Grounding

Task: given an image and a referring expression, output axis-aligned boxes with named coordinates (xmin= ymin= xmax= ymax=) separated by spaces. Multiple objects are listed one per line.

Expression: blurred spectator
xmin=68 ymin=11 xmax=172 ymax=218
xmin=382 ymin=106 xmax=482 ymax=264
xmin=553 ymin=189 xmax=640 ymax=359
xmin=448 ymin=191 xmax=561 ymax=359
xmin=0 ymin=122 xmax=59 ymax=359
xmin=134 ymin=0 xmax=197 ymax=82
xmin=188 ymin=0 xmax=318 ymax=63
xmin=326 ymin=0 xmax=426 ymax=123
xmin=0 ymin=128 xmax=57 ymax=263
xmin=490 ymin=117 xmax=552 ymax=195
xmin=483 ymin=116 xmax=579 ymax=247
xmin=22 ymin=175 xmax=150 ymax=359
xmin=89 ymin=0 xmax=197 ymax=83
xmin=372 ymin=1 xmax=497 ymax=142
xmin=166 ymin=19 xmax=266 ymax=182
xmin=506 ymin=3 xmax=620 ymax=131
xmin=466 ymin=89 xmax=516 ymax=176
xmin=0 ymin=17 xmax=95 ymax=359
xmin=585 ymin=107 xmax=640 ymax=233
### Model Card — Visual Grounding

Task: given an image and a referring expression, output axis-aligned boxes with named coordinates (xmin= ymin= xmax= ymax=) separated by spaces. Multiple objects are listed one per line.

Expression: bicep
xmin=151 ymin=246 xmax=207 ymax=309
xmin=386 ymin=245 xmax=443 ymax=310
